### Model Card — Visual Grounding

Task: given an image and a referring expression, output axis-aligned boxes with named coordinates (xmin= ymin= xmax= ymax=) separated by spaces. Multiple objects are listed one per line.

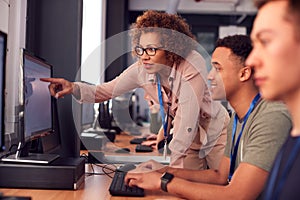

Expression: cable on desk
xmin=85 ymin=162 xmax=117 ymax=178
xmin=85 ymin=171 xmax=106 ymax=176
xmin=101 ymin=163 xmax=117 ymax=178
xmin=79 ymin=152 xmax=117 ymax=178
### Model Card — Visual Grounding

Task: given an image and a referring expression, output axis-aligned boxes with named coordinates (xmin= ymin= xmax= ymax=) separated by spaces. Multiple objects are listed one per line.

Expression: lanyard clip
xmin=163 ymin=138 xmax=168 ymax=160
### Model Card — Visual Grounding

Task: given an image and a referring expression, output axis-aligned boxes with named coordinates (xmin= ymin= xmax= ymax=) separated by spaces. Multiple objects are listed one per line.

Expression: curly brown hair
xmin=130 ymin=10 xmax=197 ymax=66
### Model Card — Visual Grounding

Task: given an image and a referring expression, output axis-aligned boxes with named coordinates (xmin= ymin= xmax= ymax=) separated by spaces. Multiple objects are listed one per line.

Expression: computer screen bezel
xmin=22 ymin=49 xmax=53 ymax=142
xmin=0 ymin=31 xmax=7 ymax=152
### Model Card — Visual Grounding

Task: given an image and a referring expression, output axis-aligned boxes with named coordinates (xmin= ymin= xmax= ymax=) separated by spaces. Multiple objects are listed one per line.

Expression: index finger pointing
xmin=40 ymin=78 xmax=63 ymax=84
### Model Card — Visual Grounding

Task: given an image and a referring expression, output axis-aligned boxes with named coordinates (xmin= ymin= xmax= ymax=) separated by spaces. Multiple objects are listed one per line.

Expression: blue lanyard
xmin=265 ymin=136 xmax=300 ymax=200
xmin=156 ymin=74 xmax=168 ymax=139
xmin=228 ymin=93 xmax=261 ymax=182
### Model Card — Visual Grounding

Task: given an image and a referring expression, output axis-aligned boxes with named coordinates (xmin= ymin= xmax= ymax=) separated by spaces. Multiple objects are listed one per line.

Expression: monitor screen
xmin=81 ymin=103 xmax=95 ymax=129
xmin=0 ymin=31 xmax=7 ymax=152
xmin=23 ymin=50 xmax=53 ymax=141
xmin=80 ymin=81 xmax=96 ymax=131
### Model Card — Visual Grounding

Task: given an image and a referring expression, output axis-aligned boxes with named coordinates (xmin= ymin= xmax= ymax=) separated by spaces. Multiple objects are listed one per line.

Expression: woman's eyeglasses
xmin=134 ymin=46 xmax=164 ymax=56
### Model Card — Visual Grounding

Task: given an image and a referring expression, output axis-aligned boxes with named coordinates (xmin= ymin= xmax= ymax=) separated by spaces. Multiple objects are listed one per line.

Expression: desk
xmin=0 ymin=167 xmax=182 ymax=200
xmin=0 ymin=132 xmax=182 ymax=200
xmin=103 ymin=130 xmax=162 ymax=155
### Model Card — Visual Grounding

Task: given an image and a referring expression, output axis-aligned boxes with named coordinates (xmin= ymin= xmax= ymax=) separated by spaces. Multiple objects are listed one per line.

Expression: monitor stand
xmin=2 ymin=153 xmax=60 ymax=164
xmin=1 ymin=141 xmax=59 ymax=164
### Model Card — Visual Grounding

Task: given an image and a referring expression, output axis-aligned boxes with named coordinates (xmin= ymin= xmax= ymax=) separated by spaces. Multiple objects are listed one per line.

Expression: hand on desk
xmin=146 ymin=133 xmax=157 ymax=140
xmin=124 ymin=159 xmax=167 ymax=192
xmin=130 ymin=136 xmax=157 ymax=148
xmin=125 ymin=170 xmax=162 ymax=191
xmin=141 ymin=140 xmax=157 ymax=149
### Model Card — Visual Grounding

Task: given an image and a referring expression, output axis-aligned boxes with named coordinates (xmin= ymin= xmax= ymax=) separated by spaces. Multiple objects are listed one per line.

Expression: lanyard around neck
xmin=156 ymin=74 xmax=172 ymax=139
xmin=265 ymin=136 xmax=300 ymax=200
xmin=228 ymin=93 xmax=261 ymax=182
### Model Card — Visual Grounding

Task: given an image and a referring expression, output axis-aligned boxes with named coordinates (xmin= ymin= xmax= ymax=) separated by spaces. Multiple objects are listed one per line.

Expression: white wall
xmin=0 ymin=0 xmax=9 ymax=33
xmin=81 ymin=0 xmax=106 ymax=85
xmin=0 ymin=0 xmax=27 ymax=143
xmin=129 ymin=0 xmax=257 ymax=14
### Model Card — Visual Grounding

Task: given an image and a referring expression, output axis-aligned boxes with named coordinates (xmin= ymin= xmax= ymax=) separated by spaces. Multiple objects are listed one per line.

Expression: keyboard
xmin=129 ymin=137 xmax=147 ymax=144
xmin=135 ymin=144 xmax=153 ymax=152
xmin=109 ymin=170 xmax=144 ymax=197
xmin=0 ymin=196 xmax=32 ymax=200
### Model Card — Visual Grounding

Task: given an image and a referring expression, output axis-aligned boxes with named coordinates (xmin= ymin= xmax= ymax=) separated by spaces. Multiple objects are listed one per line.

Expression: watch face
xmin=162 ymin=172 xmax=174 ymax=180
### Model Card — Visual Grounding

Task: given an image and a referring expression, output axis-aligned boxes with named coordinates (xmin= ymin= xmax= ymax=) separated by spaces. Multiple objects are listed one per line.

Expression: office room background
xmin=0 ymin=0 xmax=256 ymax=159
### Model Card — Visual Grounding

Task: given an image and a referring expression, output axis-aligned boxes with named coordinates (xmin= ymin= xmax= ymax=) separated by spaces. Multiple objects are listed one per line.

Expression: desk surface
xmin=0 ymin=169 xmax=182 ymax=200
xmin=0 ymin=132 xmax=181 ymax=200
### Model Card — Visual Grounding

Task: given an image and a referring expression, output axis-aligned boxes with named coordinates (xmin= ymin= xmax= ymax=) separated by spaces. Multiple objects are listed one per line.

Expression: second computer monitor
xmin=0 ymin=31 xmax=7 ymax=152
xmin=81 ymin=103 xmax=95 ymax=131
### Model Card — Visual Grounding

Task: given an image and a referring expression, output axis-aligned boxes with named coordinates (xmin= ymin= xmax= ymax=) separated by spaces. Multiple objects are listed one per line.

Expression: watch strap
xmin=161 ymin=178 xmax=168 ymax=192
xmin=160 ymin=172 xmax=174 ymax=192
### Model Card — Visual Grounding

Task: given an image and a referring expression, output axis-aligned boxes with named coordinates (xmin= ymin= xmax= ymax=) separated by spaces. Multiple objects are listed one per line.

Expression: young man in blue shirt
xmin=125 ymin=34 xmax=292 ymax=200
xmin=247 ymin=0 xmax=300 ymax=199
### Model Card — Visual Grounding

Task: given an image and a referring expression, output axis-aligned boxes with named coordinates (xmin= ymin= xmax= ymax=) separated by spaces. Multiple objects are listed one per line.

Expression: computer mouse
xmin=115 ymin=148 xmax=130 ymax=153
xmin=118 ymin=163 xmax=136 ymax=172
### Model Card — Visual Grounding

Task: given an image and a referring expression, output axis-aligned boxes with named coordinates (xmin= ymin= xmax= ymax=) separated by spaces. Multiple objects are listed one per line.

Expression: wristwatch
xmin=160 ymin=172 xmax=174 ymax=192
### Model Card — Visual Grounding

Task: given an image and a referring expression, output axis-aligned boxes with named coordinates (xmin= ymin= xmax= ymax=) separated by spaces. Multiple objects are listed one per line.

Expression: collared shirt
xmin=75 ymin=50 xmax=229 ymax=169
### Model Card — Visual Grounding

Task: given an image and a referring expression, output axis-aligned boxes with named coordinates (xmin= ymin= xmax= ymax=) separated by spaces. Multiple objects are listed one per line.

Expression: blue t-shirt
xmin=263 ymin=135 xmax=300 ymax=200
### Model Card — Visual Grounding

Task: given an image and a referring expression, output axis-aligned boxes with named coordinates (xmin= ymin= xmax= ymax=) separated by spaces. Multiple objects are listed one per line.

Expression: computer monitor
xmin=23 ymin=51 xmax=52 ymax=142
xmin=2 ymin=49 xmax=59 ymax=163
xmin=81 ymin=103 xmax=95 ymax=131
xmin=111 ymin=93 xmax=142 ymax=135
xmin=0 ymin=31 xmax=7 ymax=152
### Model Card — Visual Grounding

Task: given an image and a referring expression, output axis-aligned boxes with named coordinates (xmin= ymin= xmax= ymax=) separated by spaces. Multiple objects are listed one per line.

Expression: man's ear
xmin=239 ymin=66 xmax=253 ymax=82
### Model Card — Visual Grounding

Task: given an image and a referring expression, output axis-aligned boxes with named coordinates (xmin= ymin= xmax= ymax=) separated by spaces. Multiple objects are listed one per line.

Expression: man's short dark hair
xmin=289 ymin=0 xmax=300 ymax=25
xmin=254 ymin=0 xmax=300 ymax=10
xmin=290 ymin=0 xmax=300 ymax=8
xmin=253 ymin=0 xmax=271 ymax=9
xmin=215 ymin=34 xmax=252 ymax=64
xmin=253 ymin=0 xmax=300 ymax=40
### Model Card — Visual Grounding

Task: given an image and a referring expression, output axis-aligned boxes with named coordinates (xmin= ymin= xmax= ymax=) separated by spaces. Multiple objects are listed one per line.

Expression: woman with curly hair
xmin=41 ymin=10 xmax=229 ymax=170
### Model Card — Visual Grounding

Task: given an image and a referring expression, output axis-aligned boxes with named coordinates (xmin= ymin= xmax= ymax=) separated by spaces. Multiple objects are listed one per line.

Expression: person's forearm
xmin=156 ymin=128 xmax=164 ymax=142
xmin=167 ymin=177 xmax=234 ymax=200
xmin=167 ymin=167 xmax=227 ymax=185
xmin=72 ymin=82 xmax=81 ymax=100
